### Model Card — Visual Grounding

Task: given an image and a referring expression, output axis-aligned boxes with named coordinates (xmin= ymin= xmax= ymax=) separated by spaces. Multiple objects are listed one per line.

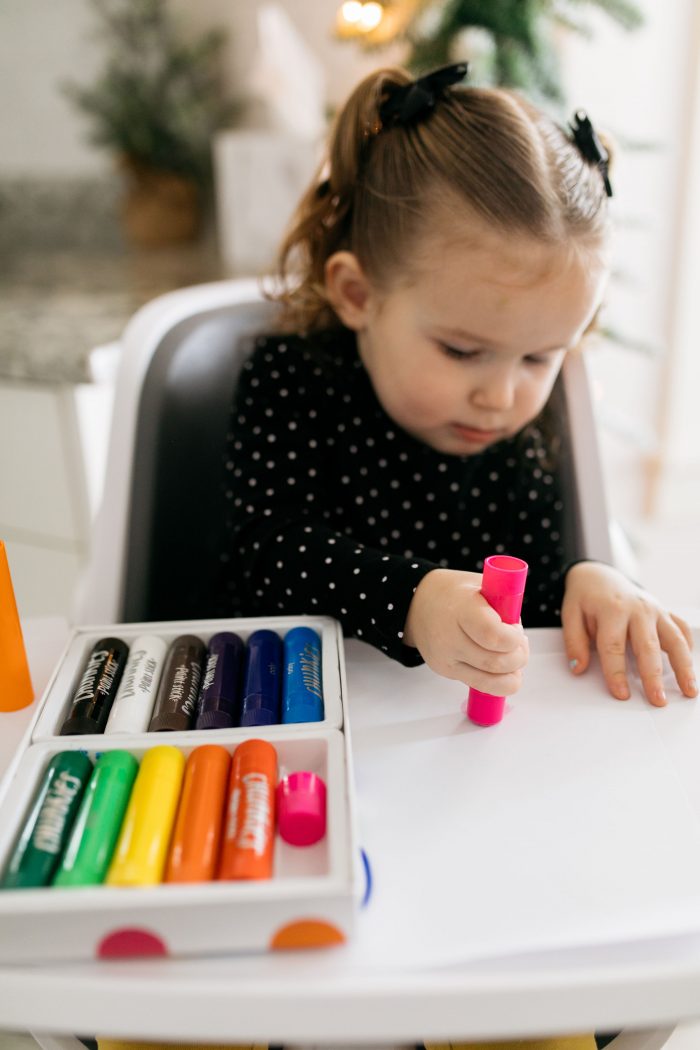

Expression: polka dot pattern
xmin=219 ymin=330 xmax=569 ymax=666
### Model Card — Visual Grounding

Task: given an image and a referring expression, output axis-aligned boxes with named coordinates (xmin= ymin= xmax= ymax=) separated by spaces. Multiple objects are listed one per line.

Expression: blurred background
xmin=1 ymin=0 xmax=699 ymax=622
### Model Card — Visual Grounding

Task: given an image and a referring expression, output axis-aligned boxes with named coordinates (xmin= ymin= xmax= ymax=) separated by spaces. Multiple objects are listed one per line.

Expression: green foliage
xmin=63 ymin=0 xmax=237 ymax=186
xmin=403 ymin=0 xmax=644 ymax=102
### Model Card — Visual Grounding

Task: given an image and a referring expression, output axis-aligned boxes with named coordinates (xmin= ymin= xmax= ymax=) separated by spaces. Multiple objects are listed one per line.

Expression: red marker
xmin=466 ymin=555 xmax=528 ymax=726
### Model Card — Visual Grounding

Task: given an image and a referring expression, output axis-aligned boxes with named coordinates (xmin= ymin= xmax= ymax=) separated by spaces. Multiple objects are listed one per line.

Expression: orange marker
xmin=218 ymin=739 xmax=277 ymax=881
xmin=0 ymin=540 xmax=33 ymax=711
xmin=164 ymin=744 xmax=231 ymax=883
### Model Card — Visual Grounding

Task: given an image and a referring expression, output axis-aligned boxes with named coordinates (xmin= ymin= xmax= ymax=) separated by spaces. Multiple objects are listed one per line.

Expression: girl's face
xmin=327 ymin=230 xmax=608 ymax=456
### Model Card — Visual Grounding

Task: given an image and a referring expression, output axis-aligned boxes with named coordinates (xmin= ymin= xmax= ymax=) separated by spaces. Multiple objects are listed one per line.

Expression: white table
xmin=1 ymin=618 xmax=699 ymax=1045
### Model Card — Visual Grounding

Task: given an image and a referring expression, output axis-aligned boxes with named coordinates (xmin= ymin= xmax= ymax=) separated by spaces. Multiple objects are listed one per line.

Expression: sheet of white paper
xmin=344 ymin=630 xmax=700 ymax=970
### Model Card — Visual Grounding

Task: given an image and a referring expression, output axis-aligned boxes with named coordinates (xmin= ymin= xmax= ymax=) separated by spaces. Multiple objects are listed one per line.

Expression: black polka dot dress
xmin=219 ymin=328 xmax=570 ymax=667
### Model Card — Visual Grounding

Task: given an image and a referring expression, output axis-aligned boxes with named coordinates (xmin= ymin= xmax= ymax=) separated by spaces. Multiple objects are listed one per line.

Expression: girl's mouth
xmin=450 ymin=423 xmax=505 ymax=444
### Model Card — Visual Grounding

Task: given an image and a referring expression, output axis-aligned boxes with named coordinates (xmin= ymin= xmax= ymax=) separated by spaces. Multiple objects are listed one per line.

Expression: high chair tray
xmin=1 ymin=624 xmax=700 ymax=1042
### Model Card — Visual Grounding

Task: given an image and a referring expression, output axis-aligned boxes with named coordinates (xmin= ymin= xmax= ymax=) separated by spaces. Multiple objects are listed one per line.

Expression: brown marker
xmin=148 ymin=635 xmax=206 ymax=733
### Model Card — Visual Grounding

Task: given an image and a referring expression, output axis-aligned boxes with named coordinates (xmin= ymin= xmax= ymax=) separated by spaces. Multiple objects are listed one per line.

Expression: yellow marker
xmin=106 ymin=745 xmax=185 ymax=886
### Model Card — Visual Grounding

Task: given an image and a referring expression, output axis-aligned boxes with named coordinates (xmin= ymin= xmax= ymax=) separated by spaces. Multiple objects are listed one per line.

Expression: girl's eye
xmin=524 ymin=355 xmax=550 ymax=367
xmin=440 ymin=343 xmax=479 ymax=361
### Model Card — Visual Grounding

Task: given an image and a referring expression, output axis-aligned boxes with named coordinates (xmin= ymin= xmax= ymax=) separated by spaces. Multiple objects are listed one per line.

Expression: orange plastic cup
xmin=164 ymin=744 xmax=231 ymax=883
xmin=0 ymin=540 xmax=34 ymax=711
xmin=218 ymin=738 xmax=277 ymax=881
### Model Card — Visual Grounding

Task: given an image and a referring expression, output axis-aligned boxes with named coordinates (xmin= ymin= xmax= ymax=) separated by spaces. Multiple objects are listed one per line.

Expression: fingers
xmin=561 ymin=600 xmax=591 ymax=677
xmin=450 ymin=604 xmax=528 ymax=693
xmin=445 ymin=662 xmax=524 ymax=696
xmin=659 ymin=616 xmax=698 ymax=699
xmin=455 ymin=627 xmax=528 ymax=676
xmin=671 ymin=613 xmax=694 ymax=650
xmin=597 ymin=608 xmax=697 ymax=706
xmin=464 ymin=602 xmax=526 ymax=653
xmin=627 ymin=613 xmax=666 ymax=706
xmin=594 ymin=609 xmax=632 ymax=701
xmin=432 ymin=627 xmax=527 ymax=694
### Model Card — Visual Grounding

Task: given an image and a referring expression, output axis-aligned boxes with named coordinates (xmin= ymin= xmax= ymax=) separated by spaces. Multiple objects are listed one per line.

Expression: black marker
xmin=60 ymin=637 xmax=129 ymax=735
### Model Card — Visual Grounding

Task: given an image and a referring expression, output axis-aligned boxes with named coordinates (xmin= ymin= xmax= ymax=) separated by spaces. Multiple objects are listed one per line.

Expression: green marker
xmin=53 ymin=750 xmax=139 ymax=887
xmin=1 ymin=751 xmax=92 ymax=889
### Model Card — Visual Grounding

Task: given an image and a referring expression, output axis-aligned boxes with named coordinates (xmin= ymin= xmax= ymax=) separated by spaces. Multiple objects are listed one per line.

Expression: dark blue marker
xmin=196 ymin=632 xmax=245 ymax=730
xmin=239 ymin=630 xmax=282 ymax=727
xmin=282 ymin=627 xmax=323 ymax=724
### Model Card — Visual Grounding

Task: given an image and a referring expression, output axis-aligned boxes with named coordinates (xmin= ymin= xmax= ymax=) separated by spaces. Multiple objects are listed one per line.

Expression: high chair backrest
xmin=76 ymin=278 xmax=614 ymax=625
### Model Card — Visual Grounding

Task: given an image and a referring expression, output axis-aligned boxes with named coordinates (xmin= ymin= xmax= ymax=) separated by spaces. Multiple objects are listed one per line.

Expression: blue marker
xmin=196 ymin=632 xmax=244 ymax=730
xmin=282 ymin=627 xmax=324 ymax=723
xmin=239 ymin=630 xmax=282 ymax=726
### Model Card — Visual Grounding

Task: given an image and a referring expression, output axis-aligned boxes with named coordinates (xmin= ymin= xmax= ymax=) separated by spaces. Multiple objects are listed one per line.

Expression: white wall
xmin=169 ymin=0 xmax=402 ymax=113
xmin=0 ymin=0 xmax=399 ymax=176
xmin=662 ymin=9 xmax=700 ymax=506
xmin=561 ymin=0 xmax=700 ymax=526
xmin=0 ymin=0 xmax=109 ymax=175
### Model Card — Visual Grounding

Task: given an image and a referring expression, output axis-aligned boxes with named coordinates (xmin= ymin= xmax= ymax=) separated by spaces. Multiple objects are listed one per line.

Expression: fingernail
xmin=687 ymin=678 xmax=697 ymax=696
xmin=655 ymin=688 xmax=667 ymax=706
xmin=614 ymin=684 xmax=629 ymax=700
xmin=569 ymin=658 xmax=578 ymax=672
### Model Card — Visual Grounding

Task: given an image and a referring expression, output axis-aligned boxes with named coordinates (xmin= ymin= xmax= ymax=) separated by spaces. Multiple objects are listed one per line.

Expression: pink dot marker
xmin=277 ymin=771 xmax=327 ymax=846
xmin=466 ymin=555 xmax=529 ymax=727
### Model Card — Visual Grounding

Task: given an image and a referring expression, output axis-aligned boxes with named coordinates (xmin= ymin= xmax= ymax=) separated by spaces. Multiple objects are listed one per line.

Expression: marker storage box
xmin=0 ymin=616 xmax=360 ymax=964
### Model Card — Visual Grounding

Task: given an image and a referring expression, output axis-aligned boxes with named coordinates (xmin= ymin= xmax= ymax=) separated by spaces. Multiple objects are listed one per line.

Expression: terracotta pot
xmin=119 ymin=156 xmax=201 ymax=246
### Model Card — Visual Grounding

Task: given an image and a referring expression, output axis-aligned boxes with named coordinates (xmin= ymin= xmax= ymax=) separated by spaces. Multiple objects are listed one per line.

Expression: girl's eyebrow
xmin=434 ymin=325 xmax=497 ymax=346
xmin=434 ymin=325 xmax=569 ymax=355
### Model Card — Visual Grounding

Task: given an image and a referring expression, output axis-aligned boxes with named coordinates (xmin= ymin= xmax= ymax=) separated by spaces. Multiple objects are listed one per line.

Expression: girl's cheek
xmin=402 ymin=383 xmax=452 ymax=423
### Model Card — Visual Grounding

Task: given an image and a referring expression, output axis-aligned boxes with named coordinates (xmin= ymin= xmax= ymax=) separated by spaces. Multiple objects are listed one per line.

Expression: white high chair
xmin=57 ymin=278 xmax=673 ymax=1050
xmin=75 ymin=277 xmax=620 ymax=626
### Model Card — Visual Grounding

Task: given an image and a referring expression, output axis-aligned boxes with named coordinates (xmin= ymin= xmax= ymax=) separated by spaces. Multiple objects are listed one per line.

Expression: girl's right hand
xmin=402 ymin=568 xmax=529 ymax=693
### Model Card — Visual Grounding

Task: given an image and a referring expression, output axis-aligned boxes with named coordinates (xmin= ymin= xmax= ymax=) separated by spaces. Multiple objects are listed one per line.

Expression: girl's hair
xmin=273 ymin=67 xmax=613 ymax=333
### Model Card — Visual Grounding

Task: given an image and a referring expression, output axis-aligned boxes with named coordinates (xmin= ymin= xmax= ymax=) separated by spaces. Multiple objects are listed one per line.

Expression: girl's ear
xmin=324 ymin=251 xmax=374 ymax=330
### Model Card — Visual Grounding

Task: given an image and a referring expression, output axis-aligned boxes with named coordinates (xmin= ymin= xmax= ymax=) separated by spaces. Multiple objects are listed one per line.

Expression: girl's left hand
xmin=561 ymin=561 xmax=698 ymax=706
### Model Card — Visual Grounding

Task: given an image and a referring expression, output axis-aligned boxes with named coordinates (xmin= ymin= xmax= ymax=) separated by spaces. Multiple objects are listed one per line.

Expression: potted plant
xmin=64 ymin=0 xmax=237 ymax=246
xmin=336 ymin=0 xmax=643 ymax=105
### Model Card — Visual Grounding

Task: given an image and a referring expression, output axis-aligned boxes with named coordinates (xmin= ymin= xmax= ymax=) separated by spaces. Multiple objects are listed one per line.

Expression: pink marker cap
xmin=481 ymin=555 xmax=529 ymax=625
xmin=277 ymin=771 xmax=327 ymax=847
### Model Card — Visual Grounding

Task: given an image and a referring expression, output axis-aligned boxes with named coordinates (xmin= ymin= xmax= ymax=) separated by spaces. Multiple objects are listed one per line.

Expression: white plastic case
xmin=0 ymin=615 xmax=360 ymax=964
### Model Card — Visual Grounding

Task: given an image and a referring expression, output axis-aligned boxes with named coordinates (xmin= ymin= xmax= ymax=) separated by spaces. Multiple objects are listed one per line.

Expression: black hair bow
xmin=569 ymin=110 xmax=613 ymax=198
xmin=379 ymin=62 xmax=469 ymax=127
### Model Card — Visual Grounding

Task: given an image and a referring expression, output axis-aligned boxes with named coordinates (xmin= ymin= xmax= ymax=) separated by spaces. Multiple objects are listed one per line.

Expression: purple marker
xmin=196 ymin=632 xmax=244 ymax=730
xmin=239 ymin=630 xmax=282 ymax=727
xmin=466 ymin=555 xmax=529 ymax=727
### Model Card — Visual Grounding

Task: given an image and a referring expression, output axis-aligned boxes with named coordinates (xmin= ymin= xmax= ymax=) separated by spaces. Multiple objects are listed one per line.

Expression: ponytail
xmin=274 ymin=69 xmax=413 ymax=333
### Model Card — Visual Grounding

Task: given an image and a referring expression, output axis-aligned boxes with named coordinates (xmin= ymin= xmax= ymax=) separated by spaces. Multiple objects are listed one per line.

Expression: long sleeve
xmin=220 ymin=333 xmax=436 ymax=664
xmin=217 ymin=329 xmax=571 ymax=665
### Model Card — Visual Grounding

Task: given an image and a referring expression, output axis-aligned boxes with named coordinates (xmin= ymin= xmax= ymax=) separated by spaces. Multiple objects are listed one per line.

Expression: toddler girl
xmin=216 ymin=62 xmax=696 ymax=1050
xmin=220 ymin=63 xmax=695 ymax=714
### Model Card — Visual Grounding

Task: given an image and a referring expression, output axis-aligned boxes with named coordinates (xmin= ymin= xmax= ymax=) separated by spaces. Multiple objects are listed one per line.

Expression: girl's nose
xmin=471 ymin=369 xmax=517 ymax=411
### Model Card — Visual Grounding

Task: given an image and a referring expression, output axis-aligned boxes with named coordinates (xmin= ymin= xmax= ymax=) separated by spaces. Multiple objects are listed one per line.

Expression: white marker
xmin=105 ymin=634 xmax=167 ymax=734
